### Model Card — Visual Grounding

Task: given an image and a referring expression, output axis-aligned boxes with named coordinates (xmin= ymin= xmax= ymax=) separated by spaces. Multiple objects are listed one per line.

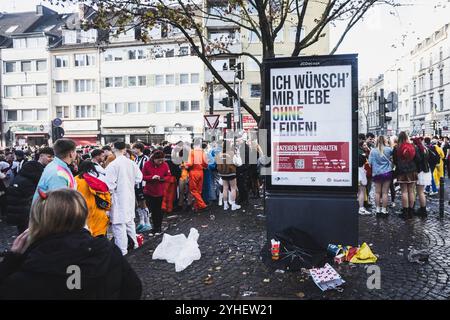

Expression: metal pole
xmin=439 ymin=177 xmax=445 ymax=217
xmin=396 ymin=69 xmax=399 ymax=135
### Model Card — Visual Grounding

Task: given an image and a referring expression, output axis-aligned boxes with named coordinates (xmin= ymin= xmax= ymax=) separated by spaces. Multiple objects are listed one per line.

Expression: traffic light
xmin=225 ymin=113 xmax=232 ymax=129
xmin=52 ymin=125 xmax=65 ymax=142
xmin=379 ymin=89 xmax=392 ymax=125
xmin=219 ymin=95 xmax=233 ymax=108
xmin=236 ymin=62 xmax=244 ymax=80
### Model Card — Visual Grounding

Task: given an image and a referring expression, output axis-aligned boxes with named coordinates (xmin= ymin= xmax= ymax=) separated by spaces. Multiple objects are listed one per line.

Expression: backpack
xmin=427 ymin=146 xmax=440 ymax=168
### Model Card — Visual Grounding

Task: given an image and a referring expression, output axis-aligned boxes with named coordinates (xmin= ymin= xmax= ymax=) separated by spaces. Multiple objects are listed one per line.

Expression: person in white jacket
xmin=106 ymin=141 xmax=143 ymax=255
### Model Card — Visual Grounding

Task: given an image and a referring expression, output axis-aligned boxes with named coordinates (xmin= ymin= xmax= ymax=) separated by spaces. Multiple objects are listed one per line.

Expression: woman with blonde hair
xmin=216 ymin=142 xmax=241 ymax=211
xmin=369 ymin=135 xmax=393 ymax=216
xmin=0 ymin=189 xmax=141 ymax=299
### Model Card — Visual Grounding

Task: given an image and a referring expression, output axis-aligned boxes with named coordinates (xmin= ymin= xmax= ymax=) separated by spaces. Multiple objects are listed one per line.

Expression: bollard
xmin=439 ymin=177 xmax=445 ymax=217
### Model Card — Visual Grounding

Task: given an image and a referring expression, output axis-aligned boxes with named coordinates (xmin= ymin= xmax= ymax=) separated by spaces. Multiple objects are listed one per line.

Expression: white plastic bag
xmin=152 ymin=228 xmax=201 ymax=272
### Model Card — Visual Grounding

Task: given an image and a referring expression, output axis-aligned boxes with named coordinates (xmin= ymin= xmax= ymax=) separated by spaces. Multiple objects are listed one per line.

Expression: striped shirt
xmin=135 ymin=154 xmax=149 ymax=189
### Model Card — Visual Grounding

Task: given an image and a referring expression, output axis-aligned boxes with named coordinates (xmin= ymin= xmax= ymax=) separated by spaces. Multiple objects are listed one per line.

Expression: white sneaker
xmin=218 ymin=193 xmax=223 ymax=206
xmin=359 ymin=207 xmax=372 ymax=215
xmin=391 ymin=202 xmax=396 ymax=208
xmin=231 ymin=203 xmax=241 ymax=211
xmin=375 ymin=207 xmax=381 ymax=214
xmin=224 ymin=202 xmax=230 ymax=210
xmin=381 ymin=207 xmax=388 ymax=215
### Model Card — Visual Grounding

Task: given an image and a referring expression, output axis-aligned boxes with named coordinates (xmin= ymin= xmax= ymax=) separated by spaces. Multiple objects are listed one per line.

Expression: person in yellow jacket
xmin=433 ymin=141 xmax=445 ymax=188
xmin=76 ymin=161 xmax=111 ymax=237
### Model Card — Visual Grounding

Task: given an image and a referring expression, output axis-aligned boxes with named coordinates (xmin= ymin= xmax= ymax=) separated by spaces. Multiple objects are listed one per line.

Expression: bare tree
xmin=51 ymin=0 xmax=400 ymax=127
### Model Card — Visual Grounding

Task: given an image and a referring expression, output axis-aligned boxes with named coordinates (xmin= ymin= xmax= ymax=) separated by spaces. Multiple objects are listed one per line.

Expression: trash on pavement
xmin=152 ymin=228 xmax=201 ymax=272
xmin=204 ymin=274 xmax=214 ymax=285
xmin=327 ymin=244 xmax=343 ymax=257
xmin=275 ymin=269 xmax=285 ymax=274
xmin=271 ymin=239 xmax=281 ymax=260
xmin=242 ymin=291 xmax=257 ymax=297
xmin=310 ymin=263 xmax=345 ymax=291
xmin=295 ymin=292 xmax=305 ymax=298
xmin=349 ymin=242 xmax=377 ymax=264
xmin=407 ymin=249 xmax=429 ymax=264
xmin=263 ymin=278 xmax=270 ymax=283
xmin=334 ymin=253 xmax=345 ymax=264
xmin=136 ymin=234 xmax=144 ymax=247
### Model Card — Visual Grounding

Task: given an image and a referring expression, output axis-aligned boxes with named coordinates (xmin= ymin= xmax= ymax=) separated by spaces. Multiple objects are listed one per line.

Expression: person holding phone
xmin=142 ymin=150 xmax=171 ymax=236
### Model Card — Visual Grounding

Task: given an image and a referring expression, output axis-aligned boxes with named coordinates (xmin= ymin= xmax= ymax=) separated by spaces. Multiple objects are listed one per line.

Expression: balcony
xmin=208 ymin=42 xmax=242 ymax=55
xmin=205 ymin=17 xmax=239 ymax=28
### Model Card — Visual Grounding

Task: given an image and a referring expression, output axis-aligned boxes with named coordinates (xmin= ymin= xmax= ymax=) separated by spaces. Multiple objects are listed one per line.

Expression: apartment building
xmin=98 ymin=24 xmax=205 ymax=145
xmin=410 ymin=23 xmax=450 ymax=136
xmin=0 ymin=6 xmax=71 ymax=146
xmin=204 ymin=0 xmax=330 ymax=127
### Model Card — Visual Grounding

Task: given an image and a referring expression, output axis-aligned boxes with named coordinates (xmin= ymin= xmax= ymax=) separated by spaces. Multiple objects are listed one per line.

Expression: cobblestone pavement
xmin=1 ymin=187 xmax=450 ymax=300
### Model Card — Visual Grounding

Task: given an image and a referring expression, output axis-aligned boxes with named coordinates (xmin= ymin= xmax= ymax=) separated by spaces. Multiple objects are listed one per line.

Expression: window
xmin=138 ymin=49 xmax=146 ymax=59
xmin=74 ymin=54 xmax=95 ymax=67
xmin=114 ymin=55 xmax=123 ymax=61
xmin=413 ymin=81 xmax=417 ymax=95
xmin=37 ymin=109 xmax=47 ymax=120
xmin=105 ymin=77 xmax=113 ymax=88
xmin=155 ymin=101 xmax=165 ymax=113
xmin=249 ymin=30 xmax=259 ymax=43
xmin=274 ymin=28 xmax=284 ymax=43
xmin=55 ymin=80 xmax=68 ymax=93
xmin=420 ymin=58 xmax=424 ymax=70
xmin=180 ymin=74 xmax=189 ymax=84
xmin=36 ymin=60 xmax=47 ymax=71
xmin=289 ymin=27 xmax=305 ymax=42
xmin=440 ymin=93 xmax=444 ymax=111
xmin=104 ymin=103 xmax=124 ymax=114
xmin=13 ymin=38 xmax=26 ymax=49
xmin=75 ymin=105 xmax=96 ymax=118
xmin=6 ymin=110 xmax=18 ymax=121
xmin=179 ymin=46 xmax=189 ymax=56
xmin=440 ymin=69 xmax=444 ymax=86
xmin=247 ymin=56 xmax=261 ymax=71
xmin=180 ymin=101 xmax=189 ymax=112
xmin=165 ymin=74 xmax=175 ymax=85
xmin=104 ymin=54 xmax=113 ymax=62
xmin=440 ymin=47 xmax=443 ymax=61
xmin=191 ymin=100 xmax=200 ymax=111
xmin=191 ymin=73 xmax=199 ymax=84
xmin=155 ymin=75 xmax=164 ymax=86
xmin=56 ymin=106 xmax=70 ymax=119
xmin=165 ymin=49 xmax=175 ymax=58
xmin=4 ymin=86 xmax=17 ymax=97
xmin=21 ymin=61 xmax=31 ymax=72
xmin=138 ymin=76 xmax=146 ymax=86
xmin=250 ymin=84 xmax=261 ymax=98
xmin=114 ymin=77 xmax=123 ymax=87
xmin=128 ymin=76 xmax=137 ymax=87
xmin=166 ymin=101 xmax=176 ymax=112
xmin=75 ymin=79 xmax=94 ymax=92
xmin=55 ymin=55 xmax=68 ymax=68
xmin=127 ymin=102 xmax=138 ymax=113
xmin=21 ymin=85 xmax=33 ymax=97
xmin=21 ymin=110 xmax=33 ymax=121
xmin=36 ymin=84 xmax=47 ymax=96
xmin=430 ymin=72 xmax=433 ymax=89
xmin=6 ymin=25 xmax=18 ymax=33
xmin=4 ymin=61 xmax=16 ymax=73
xmin=128 ymin=50 xmax=137 ymax=60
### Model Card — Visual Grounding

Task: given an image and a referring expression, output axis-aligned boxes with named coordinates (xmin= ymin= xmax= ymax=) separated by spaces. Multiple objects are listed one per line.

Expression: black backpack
xmin=427 ymin=146 xmax=440 ymax=169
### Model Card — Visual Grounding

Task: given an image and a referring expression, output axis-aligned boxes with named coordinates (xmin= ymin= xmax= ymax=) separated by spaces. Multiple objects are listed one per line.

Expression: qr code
xmin=295 ymin=159 xmax=305 ymax=169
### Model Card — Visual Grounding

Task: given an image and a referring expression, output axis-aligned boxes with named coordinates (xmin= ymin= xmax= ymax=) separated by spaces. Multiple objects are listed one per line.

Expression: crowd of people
xmin=0 ymin=135 xmax=265 ymax=299
xmin=358 ymin=131 xmax=449 ymax=218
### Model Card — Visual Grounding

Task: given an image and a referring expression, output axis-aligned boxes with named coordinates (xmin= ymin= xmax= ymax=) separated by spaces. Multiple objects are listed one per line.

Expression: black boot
xmin=399 ymin=208 xmax=409 ymax=219
xmin=408 ymin=207 xmax=415 ymax=218
xmin=415 ymin=207 xmax=427 ymax=217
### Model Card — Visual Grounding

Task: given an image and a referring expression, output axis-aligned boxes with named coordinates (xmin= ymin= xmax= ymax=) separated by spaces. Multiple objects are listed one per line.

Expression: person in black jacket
xmin=235 ymin=136 xmax=250 ymax=207
xmin=0 ymin=188 xmax=142 ymax=300
xmin=5 ymin=147 xmax=54 ymax=233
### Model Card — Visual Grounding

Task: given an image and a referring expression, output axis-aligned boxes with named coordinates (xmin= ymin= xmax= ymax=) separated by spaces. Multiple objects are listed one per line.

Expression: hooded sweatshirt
xmin=0 ymin=229 xmax=141 ymax=299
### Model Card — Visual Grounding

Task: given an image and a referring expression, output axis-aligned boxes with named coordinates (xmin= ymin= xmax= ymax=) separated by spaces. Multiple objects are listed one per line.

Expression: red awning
xmin=67 ymin=137 xmax=98 ymax=146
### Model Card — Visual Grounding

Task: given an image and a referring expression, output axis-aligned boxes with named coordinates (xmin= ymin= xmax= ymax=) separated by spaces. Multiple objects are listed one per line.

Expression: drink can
xmin=136 ymin=234 xmax=144 ymax=247
xmin=327 ymin=244 xmax=342 ymax=257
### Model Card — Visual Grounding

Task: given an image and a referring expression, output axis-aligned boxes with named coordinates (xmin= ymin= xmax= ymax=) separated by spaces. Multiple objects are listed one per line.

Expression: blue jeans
xmin=426 ymin=171 xmax=438 ymax=193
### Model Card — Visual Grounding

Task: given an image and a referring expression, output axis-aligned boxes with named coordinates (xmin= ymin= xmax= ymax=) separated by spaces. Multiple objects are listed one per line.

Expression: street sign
xmin=53 ymin=118 xmax=62 ymax=127
xmin=204 ymin=115 xmax=220 ymax=129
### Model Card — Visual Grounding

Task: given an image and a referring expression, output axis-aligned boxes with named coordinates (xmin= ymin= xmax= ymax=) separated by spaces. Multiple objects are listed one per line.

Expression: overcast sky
xmin=1 ymin=0 xmax=450 ymax=82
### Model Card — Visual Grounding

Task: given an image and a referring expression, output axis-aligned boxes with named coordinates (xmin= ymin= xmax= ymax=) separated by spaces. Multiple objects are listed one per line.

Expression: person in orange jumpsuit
xmin=186 ymin=138 xmax=208 ymax=212
xmin=161 ymin=145 xmax=180 ymax=214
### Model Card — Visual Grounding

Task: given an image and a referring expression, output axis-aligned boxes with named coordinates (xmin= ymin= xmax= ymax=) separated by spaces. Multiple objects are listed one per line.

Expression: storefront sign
xmin=265 ymin=55 xmax=357 ymax=192
xmin=102 ymin=127 xmax=148 ymax=135
xmin=63 ymin=120 xmax=98 ymax=131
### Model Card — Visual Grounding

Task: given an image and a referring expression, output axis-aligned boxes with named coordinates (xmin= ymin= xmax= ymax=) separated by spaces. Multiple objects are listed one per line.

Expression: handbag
xmin=94 ymin=193 xmax=110 ymax=210
xmin=233 ymin=153 xmax=243 ymax=167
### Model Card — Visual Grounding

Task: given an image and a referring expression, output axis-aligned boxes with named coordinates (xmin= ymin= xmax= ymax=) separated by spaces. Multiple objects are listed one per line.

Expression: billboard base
xmin=265 ymin=194 xmax=358 ymax=248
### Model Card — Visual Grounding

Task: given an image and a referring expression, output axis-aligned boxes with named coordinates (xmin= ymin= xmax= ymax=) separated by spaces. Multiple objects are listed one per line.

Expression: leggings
xmin=145 ymin=196 xmax=163 ymax=232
